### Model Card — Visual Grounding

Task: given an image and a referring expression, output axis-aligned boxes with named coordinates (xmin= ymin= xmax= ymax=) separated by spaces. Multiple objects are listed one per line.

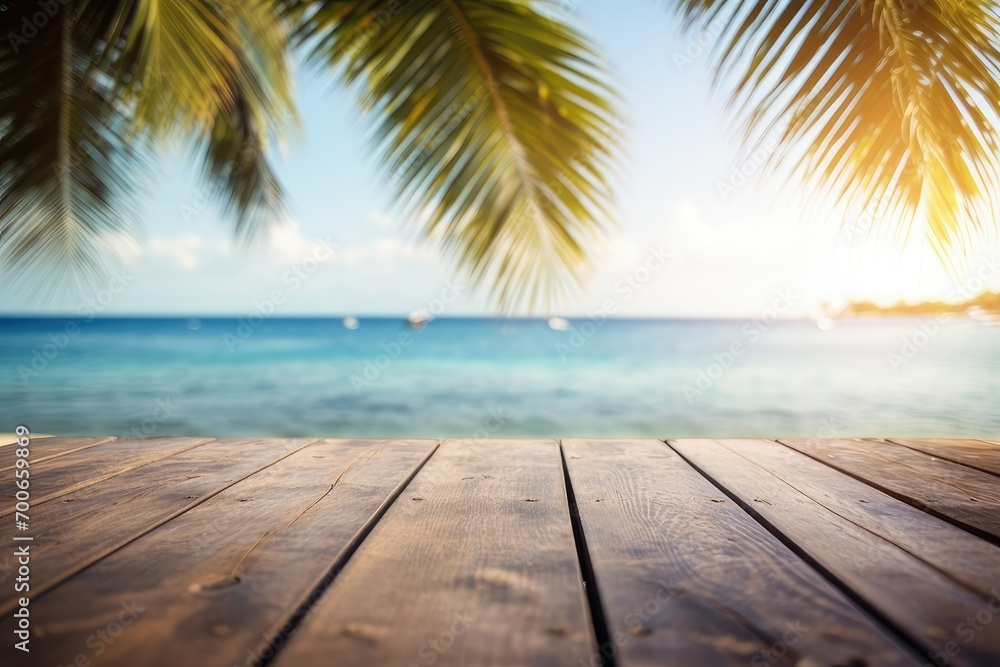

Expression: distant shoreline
xmin=836 ymin=291 xmax=1000 ymax=318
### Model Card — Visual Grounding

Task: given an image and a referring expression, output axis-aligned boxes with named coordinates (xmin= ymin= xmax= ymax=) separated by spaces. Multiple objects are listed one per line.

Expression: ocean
xmin=1 ymin=316 xmax=997 ymax=438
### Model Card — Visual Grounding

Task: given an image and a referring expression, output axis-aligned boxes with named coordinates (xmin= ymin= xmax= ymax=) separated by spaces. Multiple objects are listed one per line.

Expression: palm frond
xmin=298 ymin=0 xmax=622 ymax=311
xmin=0 ymin=0 xmax=146 ymax=293
xmin=0 ymin=0 xmax=295 ymax=292
xmin=672 ymin=0 xmax=1000 ymax=265
xmin=115 ymin=0 xmax=296 ymax=240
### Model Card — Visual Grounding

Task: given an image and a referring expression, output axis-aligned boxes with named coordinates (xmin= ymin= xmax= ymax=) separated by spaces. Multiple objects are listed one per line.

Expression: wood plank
xmin=888 ymin=438 xmax=1000 ymax=477
xmin=562 ymin=439 xmax=916 ymax=667
xmin=0 ymin=437 xmax=317 ymax=616
xmin=0 ymin=436 xmax=114 ymax=472
xmin=0 ymin=437 xmax=216 ymax=514
xmin=671 ymin=438 xmax=1000 ymax=667
xmin=0 ymin=439 xmax=437 ymax=667
xmin=0 ymin=433 xmax=52 ymax=447
xmin=781 ymin=438 xmax=1000 ymax=542
xmin=271 ymin=439 xmax=595 ymax=667
xmin=714 ymin=439 xmax=1000 ymax=598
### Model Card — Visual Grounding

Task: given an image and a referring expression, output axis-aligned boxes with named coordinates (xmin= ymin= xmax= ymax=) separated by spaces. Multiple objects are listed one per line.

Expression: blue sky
xmin=2 ymin=1 xmax=997 ymax=318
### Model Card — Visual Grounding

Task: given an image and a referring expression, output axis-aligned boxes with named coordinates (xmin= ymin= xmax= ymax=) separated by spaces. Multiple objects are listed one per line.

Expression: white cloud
xmin=367 ymin=210 xmax=394 ymax=230
xmin=338 ymin=237 xmax=437 ymax=266
xmin=97 ymin=231 xmax=144 ymax=265
xmin=265 ymin=219 xmax=332 ymax=265
xmin=148 ymin=233 xmax=207 ymax=270
xmin=265 ymin=218 xmax=435 ymax=267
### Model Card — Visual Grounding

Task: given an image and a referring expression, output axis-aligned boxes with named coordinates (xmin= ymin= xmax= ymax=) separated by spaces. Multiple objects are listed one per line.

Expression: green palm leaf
xmin=297 ymin=0 xmax=622 ymax=310
xmin=116 ymin=0 xmax=295 ymax=240
xmin=672 ymin=0 xmax=1000 ymax=266
xmin=0 ymin=0 xmax=145 ymax=294
xmin=0 ymin=0 xmax=294 ymax=292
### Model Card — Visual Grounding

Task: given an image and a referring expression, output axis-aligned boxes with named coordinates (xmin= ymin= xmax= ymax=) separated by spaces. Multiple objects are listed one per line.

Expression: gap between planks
xmin=669 ymin=438 xmax=1000 ymax=667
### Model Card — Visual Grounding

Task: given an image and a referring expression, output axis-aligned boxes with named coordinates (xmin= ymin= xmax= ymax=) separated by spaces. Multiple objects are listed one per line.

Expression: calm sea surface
xmin=1 ymin=317 xmax=997 ymax=438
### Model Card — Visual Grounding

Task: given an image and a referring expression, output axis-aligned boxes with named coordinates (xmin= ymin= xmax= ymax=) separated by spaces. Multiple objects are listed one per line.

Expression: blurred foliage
xmin=3 ymin=0 xmax=999 ymax=308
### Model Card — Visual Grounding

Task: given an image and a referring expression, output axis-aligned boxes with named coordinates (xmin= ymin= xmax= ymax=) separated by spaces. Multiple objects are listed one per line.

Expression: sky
xmin=2 ymin=1 xmax=999 ymax=318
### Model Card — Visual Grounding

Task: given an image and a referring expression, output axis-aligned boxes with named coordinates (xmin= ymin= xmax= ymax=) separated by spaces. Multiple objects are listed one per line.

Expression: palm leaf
xmin=0 ymin=0 xmax=146 ymax=294
xmin=672 ymin=0 xmax=1000 ymax=266
xmin=297 ymin=0 xmax=622 ymax=310
xmin=0 ymin=0 xmax=295 ymax=293
xmin=113 ymin=0 xmax=296 ymax=241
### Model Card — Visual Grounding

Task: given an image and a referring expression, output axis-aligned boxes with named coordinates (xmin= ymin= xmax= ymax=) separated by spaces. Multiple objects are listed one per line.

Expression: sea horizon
xmin=4 ymin=316 xmax=997 ymax=439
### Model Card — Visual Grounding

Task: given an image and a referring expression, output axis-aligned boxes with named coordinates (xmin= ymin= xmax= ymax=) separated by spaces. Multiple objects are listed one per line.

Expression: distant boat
xmin=407 ymin=312 xmax=429 ymax=329
xmin=815 ymin=317 xmax=835 ymax=331
xmin=547 ymin=316 xmax=570 ymax=331
xmin=342 ymin=316 xmax=360 ymax=330
xmin=968 ymin=307 xmax=1000 ymax=324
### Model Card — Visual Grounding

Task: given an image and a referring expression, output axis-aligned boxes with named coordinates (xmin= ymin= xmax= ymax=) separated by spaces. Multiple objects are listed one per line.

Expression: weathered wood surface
xmin=562 ymin=439 xmax=914 ymax=667
xmin=0 ymin=436 xmax=216 ymax=514
xmin=0 ymin=437 xmax=316 ymax=615
xmin=0 ymin=435 xmax=113 ymax=472
xmin=2 ymin=437 xmax=999 ymax=667
xmin=888 ymin=438 xmax=1000 ymax=477
xmin=1 ymin=439 xmax=436 ymax=667
xmin=271 ymin=439 xmax=595 ymax=667
xmin=780 ymin=437 xmax=1000 ymax=542
xmin=671 ymin=438 xmax=1000 ymax=666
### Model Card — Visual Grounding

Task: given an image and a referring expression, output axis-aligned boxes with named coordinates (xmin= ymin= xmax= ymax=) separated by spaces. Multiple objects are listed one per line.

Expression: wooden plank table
xmin=2 ymin=437 xmax=999 ymax=666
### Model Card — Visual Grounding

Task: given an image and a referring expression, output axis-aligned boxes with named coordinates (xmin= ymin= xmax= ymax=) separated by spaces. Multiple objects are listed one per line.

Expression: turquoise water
xmin=1 ymin=316 xmax=997 ymax=438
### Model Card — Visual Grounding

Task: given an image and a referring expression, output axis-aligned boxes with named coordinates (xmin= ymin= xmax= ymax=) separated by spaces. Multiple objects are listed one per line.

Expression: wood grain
xmin=0 ymin=436 xmax=114 ymax=472
xmin=0 ymin=439 xmax=436 ymax=667
xmin=563 ymin=439 xmax=915 ymax=667
xmin=0 ymin=437 xmax=316 ymax=616
xmin=0 ymin=437 xmax=216 ymax=515
xmin=724 ymin=439 xmax=1000 ymax=598
xmin=2 ymin=437 xmax=998 ymax=667
xmin=671 ymin=438 xmax=1000 ymax=666
xmin=780 ymin=438 xmax=1000 ymax=542
xmin=888 ymin=438 xmax=1000 ymax=477
xmin=270 ymin=439 xmax=595 ymax=667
